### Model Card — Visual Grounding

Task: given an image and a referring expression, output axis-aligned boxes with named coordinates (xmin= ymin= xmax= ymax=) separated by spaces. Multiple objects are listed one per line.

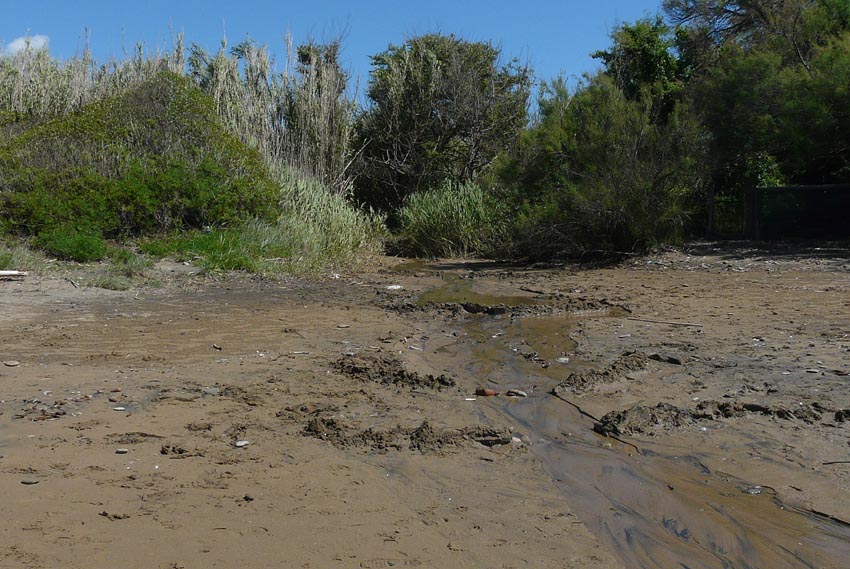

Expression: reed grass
xmin=397 ymin=180 xmax=508 ymax=258
xmin=0 ymin=32 xmax=381 ymax=273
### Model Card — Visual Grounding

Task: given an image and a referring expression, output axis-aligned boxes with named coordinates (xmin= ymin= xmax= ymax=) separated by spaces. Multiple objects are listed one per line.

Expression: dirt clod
xmin=554 ymin=352 xmax=649 ymax=394
xmin=335 ymin=354 xmax=455 ymax=390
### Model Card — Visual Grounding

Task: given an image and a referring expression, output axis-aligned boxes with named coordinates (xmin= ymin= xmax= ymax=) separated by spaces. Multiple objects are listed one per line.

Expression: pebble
xmin=3 ymin=360 xmax=20 ymax=367
xmin=805 ymin=369 xmax=821 ymax=374
xmin=115 ymin=449 xmax=129 ymax=455
xmin=556 ymin=357 xmax=570 ymax=364
xmin=235 ymin=440 xmax=250 ymax=448
xmin=336 ymin=324 xmax=350 ymax=329
xmin=202 ymin=387 xmax=221 ymax=396
xmin=506 ymin=389 xmax=528 ymax=398
xmin=20 ymin=479 xmax=39 ymax=485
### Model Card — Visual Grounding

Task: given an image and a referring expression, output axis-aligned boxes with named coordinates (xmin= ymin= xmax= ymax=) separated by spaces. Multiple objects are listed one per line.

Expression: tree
xmin=500 ymin=74 xmax=708 ymax=256
xmin=663 ymin=0 xmax=850 ymax=72
xmin=354 ymin=33 xmax=531 ymax=215
xmin=592 ymin=17 xmax=681 ymax=101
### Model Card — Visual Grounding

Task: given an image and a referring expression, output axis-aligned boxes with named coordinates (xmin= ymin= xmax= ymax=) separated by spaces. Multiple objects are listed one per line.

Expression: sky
xmin=1 ymin=0 xmax=663 ymax=88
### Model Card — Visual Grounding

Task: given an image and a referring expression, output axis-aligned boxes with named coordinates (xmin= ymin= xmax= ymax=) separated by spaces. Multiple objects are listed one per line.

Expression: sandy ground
xmin=0 ymin=243 xmax=848 ymax=568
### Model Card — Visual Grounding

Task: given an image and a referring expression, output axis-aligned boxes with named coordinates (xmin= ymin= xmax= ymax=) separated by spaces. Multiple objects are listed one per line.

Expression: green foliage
xmin=0 ymin=72 xmax=278 ymax=242
xmin=593 ymin=17 xmax=681 ymax=101
xmin=694 ymin=25 xmax=850 ymax=188
xmin=33 ymin=227 xmax=107 ymax=262
xmin=142 ymin=175 xmax=385 ymax=274
xmin=397 ymin=181 xmax=508 ymax=258
xmin=501 ymin=74 xmax=706 ymax=257
xmin=355 ymin=33 xmax=532 ymax=217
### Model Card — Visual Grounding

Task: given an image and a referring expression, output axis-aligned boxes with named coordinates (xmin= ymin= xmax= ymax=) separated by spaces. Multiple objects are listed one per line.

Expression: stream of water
xmin=421 ymin=282 xmax=850 ymax=568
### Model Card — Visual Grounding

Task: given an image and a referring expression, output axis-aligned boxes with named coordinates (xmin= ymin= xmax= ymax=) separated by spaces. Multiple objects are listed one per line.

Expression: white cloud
xmin=1 ymin=34 xmax=50 ymax=56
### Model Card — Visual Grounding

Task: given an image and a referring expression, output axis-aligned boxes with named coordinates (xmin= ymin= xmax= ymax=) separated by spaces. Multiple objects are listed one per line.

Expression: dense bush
xmin=397 ymin=180 xmax=508 ymax=258
xmin=499 ymin=74 xmax=705 ymax=258
xmin=0 ymin=72 xmax=278 ymax=242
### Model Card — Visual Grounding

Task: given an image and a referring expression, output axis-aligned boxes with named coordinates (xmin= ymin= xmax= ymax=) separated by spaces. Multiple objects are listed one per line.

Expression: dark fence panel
xmin=746 ymin=184 xmax=850 ymax=240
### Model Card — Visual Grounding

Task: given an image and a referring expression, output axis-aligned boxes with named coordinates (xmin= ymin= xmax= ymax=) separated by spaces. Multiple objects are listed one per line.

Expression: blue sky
xmin=1 ymin=0 xmax=663 ymax=86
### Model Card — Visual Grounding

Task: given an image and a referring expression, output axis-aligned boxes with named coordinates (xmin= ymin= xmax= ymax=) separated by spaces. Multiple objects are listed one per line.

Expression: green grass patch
xmin=32 ymin=227 xmax=107 ymax=262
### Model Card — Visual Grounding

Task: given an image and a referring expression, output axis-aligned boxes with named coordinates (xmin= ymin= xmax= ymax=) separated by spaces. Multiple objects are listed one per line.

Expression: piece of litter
xmin=475 ymin=388 xmax=499 ymax=397
xmin=113 ymin=407 xmax=126 ymax=411
xmin=336 ymin=324 xmax=350 ymax=329
xmin=464 ymin=397 xmax=477 ymax=401
xmin=408 ymin=345 xmax=423 ymax=351
xmin=506 ymin=389 xmax=528 ymax=398
xmin=3 ymin=360 xmax=20 ymax=367
xmin=235 ymin=440 xmax=250 ymax=448
xmin=20 ymin=479 xmax=39 ymax=485
xmin=116 ymin=449 xmax=129 ymax=455
xmin=556 ymin=357 xmax=570 ymax=364
xmin=386 ymin=285 xmax=404 ymax=291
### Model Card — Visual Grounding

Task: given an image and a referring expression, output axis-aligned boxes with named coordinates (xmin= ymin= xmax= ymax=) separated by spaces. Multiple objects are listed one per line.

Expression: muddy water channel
xmin=419 ymin=282 xmax=850 ymax=568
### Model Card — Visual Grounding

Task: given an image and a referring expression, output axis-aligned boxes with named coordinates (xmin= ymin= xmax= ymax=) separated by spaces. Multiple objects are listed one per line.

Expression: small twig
xmin=626 ymin=317 xmax=703 ymax=328
xmin=519 ymin=286 xmax=547 ymax=295
xmin=823 ymin=461 xmax=850 ymax=466
xmin=551 ymin=392 xmax=642 ymax=455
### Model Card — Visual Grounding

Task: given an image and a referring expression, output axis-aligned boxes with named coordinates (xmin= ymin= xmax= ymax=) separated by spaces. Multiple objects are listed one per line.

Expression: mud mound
xmin=554 ymin=352 xmax=649 ymax=394
xmin=596 ymin=400 xmax=828 ymax=437
xmin=696 ymin=400 xmax=824 ymax=424
xmin=594 ymin=403 xmax=703 ymax=436
xmin=335 ymin=354 xmax=456 ymax=390
xmin=304 ymin=418 xmax=512 ymax=454
xmin=387 ymin=293 xmax=626 ymax=319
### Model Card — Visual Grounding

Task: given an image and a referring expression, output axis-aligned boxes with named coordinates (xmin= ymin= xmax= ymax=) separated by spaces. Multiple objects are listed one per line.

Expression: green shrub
xmin=397 ymin=181 xmax=507 ymax=258
xmin=0 ymin=72 xmax=277 ymax=240
xmin=34 ymin=227 xmax=107 ymax=262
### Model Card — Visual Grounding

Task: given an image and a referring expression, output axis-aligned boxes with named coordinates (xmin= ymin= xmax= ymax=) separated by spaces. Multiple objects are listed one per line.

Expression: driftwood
xmin=0 ymin=270 xmax=27 ymax=280
xmin=626 ymin=316 xmax=703 ymax=328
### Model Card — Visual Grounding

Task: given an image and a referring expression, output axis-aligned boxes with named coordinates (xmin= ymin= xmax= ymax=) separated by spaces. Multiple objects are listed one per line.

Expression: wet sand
xmin=1 ymin=244 xmax=848 ymax=568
